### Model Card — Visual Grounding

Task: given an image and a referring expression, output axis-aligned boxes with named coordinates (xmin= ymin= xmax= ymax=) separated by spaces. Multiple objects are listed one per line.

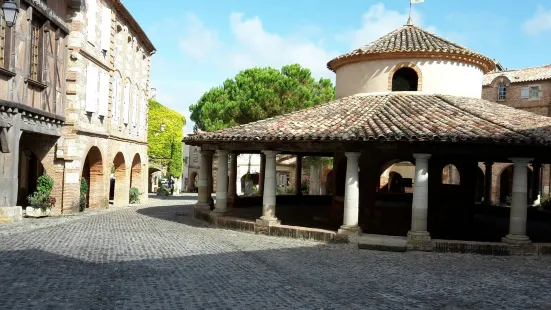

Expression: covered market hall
xmin=185 ymin=22 xmax=551 ymax=251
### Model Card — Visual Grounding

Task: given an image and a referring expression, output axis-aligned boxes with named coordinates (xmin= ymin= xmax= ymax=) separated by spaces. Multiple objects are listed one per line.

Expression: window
xmin=521 ymin=86 xmax=541 ymax=99
xmin=0 ymin=17 xmax=11 ymax=69
xmin=392 ymin=67 xmax=418 ymax=91
xmin=30 ymin=19 xmax=42 ymax=81
xmin=498 ymin=83 xmax=506 ymax=101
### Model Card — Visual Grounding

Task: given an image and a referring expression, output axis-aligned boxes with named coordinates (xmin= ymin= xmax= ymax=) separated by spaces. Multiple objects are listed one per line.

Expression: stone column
xmin=295 ymin=155 xmax=302 ymax=195
xmin=228 ymin=153 xmax=238 ymax=207
xmin=484 ymin=162 xmax=493 ymax=205
xmin=257 ymin=150 xmax=280 ymax=226
xmin=213 ymin=150 xmax=229 ymax=213
xmin=258 ymin=153 xmax=266 ymax=196
xmin=207 ymin=154 xmax=214 ymax=200
xmin=407 ymin=153 xmax=432 ymax=250
xmin=338 ymin=152 xmax=361 ymax=235
xmin=503 ymin=158 xmax=532 ymax=244
xmin=531 ymin=162 xmax=541 ymax=206
xmin=196 ymin=150 xmax=213 ymax=207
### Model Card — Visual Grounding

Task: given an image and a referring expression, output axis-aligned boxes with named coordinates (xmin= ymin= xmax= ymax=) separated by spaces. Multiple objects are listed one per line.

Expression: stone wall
xmin=52 ymin=0 xmax=153 ymax=212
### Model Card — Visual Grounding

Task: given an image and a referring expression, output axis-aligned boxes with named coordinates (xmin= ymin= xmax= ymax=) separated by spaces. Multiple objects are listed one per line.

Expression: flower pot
xmin=25 ymin=206 xmax=52 ymax=218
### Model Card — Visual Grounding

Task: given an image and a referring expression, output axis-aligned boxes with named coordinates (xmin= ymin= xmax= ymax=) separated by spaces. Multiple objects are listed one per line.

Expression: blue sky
xmin=122 ymin=0 xmax=551 ymax=134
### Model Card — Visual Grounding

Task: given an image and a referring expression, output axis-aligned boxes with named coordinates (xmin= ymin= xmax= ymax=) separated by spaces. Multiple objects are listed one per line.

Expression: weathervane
xmin=408 ymin=0 xmax=424 ymax=25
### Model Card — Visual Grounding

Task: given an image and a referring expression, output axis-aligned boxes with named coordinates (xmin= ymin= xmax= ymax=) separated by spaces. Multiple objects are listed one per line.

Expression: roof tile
xmin=185 ymin=93 xmax=551 ymax=146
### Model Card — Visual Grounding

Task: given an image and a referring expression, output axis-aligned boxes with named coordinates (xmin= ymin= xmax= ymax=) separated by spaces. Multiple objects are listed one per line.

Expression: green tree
xmin=148 ymin=99 xmax=186 ymax=177
xmin=189 ymin=64 xmax=335 ymax=132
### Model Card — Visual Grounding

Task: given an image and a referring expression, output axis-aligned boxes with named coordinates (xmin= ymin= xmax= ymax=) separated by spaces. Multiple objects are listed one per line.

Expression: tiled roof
xmin=483 ymin=64 xmax=551 ymax=86
xmin=327 ymin=25 xmax=494 ymax=72
xmin=185 ymin=93 xmax=551 ymax=146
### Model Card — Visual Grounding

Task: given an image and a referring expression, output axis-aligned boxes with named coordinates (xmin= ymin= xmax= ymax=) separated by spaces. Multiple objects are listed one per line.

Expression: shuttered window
xmin=87 ymin=0 xmax=97 ymax=44
xmin=112 ymin=75 xmax=121 ymax=124
xmin=123 ymin=81 xmax=130 ymax=124
xmin=98 ymin=70 xmax=109 ymax=116
xmin=100 ymin=7 xmax=111 ymax=51
xmin=85 ymin=64 xmax=99 ymax=113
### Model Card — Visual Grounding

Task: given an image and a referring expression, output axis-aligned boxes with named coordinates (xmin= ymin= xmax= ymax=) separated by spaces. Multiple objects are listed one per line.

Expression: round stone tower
xmin=327 ymin=23 xmax=496 ymax=99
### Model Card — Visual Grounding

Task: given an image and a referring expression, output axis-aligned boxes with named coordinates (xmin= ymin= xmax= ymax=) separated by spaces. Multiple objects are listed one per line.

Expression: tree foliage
xmin=147 ymin=99 xmax=186 ymax=177
xmin=190 ymin=64 xmax=335 ymax=132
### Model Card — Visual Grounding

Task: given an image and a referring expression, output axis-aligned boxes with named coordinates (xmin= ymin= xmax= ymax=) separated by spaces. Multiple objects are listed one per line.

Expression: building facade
xmin=0 ymin=0 xmax=154 ymax=221
xmin=59 ymin=0 xmax=155 ymax=211
xmin=0 ymin=0 xmax=70 ymax=220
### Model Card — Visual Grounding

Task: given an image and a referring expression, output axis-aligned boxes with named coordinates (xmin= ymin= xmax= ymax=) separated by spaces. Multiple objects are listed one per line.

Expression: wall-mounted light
xmin=160 ymin=122 xmax=166 ymax=132
xmin=2 ymin=0 xmax=19 ymax=28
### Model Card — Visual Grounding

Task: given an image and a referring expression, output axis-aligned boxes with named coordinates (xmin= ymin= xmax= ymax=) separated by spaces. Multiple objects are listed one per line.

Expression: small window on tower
xmin=497 ymin=83 xmax=507 ymax=101
xmin=392 ymin=67 xmax=418 ymax=91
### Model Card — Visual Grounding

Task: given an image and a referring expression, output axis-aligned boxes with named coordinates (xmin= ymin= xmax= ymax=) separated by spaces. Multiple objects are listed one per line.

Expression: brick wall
xmin=482 ymin=79 xmax=551 ymax=116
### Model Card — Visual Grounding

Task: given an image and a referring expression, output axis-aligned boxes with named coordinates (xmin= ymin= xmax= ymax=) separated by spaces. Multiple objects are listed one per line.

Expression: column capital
xmin=413 ymin=153 xmax=431 ymax=160
xmin=509 ymin=158 xmax=533 ymax=165
xmin=484 ymin=161 xmax=494 ymax=167
xmin=200 ymin=150 xmax=214 ymax=156
xmin=262 ymin=150 xmax=279 ymax=157
xmin=344 ymin=152 xmax=361 ymax=159
xmin=216 ymin=150 xmax=229 ymax=156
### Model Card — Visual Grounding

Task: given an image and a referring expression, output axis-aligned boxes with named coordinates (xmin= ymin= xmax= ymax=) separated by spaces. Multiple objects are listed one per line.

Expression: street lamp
xmin=2 ymin=0 xmax=19 ymax=28
xmin=160 ymin=122 xmax=166 ymax=132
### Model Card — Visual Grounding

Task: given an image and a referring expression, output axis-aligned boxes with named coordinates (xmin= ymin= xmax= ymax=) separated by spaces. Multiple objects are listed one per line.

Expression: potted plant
xmin=26 ymin=174 xmax=55 ymax=218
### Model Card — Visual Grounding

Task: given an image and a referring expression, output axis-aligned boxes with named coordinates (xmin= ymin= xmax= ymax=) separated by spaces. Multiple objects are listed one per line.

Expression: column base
xmin=338 ymin=225 xmax=362 ymax=236
xmin=212 ymin=208 xmax=228 ymax=214
xmin=256 ymin=217 xmax=281 ymax=226
xmin=502 ymin=234 xmax=531 ymax=245
xmin=195 ymin=202 xmax=210 ymax=209
xmin=407 ymin=230 xmax=432 ymax=251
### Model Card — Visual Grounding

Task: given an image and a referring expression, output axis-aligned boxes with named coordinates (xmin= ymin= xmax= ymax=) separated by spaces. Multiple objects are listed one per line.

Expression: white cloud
xmin=523 ymin=6 xmax=551 ymax=36
xmin=178 ymin=13 xmax=221 ymax=61
xmin=169 ymin=3 xmax=441 ymax=132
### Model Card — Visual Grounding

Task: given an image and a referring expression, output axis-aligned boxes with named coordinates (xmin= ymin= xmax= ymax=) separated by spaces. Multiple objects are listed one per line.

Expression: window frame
xmin=0 ymin=17 xmax=12 ymax=71
xmin=529 ymin=86 xmax=541 ymax=100
xmin=497 ymin=83 xmax=507 ymax=101
xmin=29 ymin=15 xmax=45 ymax=83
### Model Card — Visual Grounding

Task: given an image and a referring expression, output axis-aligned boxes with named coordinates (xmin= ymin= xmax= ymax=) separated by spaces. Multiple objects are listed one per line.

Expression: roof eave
xmin=327 ymin=51 xmax=496 ymax=74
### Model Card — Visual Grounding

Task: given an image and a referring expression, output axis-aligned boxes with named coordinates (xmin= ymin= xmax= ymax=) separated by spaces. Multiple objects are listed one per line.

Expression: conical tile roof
xmin=327 ymin=24 xmax=495 ymax=73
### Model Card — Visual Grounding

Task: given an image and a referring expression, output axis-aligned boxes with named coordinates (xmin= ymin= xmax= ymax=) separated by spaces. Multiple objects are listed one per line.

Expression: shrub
xmin=79 ymin=178 xmax=88 ymax=212
xmin=129 ymin=187 xmax=141 ymax=204
xmin=27 ymin=174 xmax=55 ymax=210
xmin=37 ymin=174 xmax=54 ymax=195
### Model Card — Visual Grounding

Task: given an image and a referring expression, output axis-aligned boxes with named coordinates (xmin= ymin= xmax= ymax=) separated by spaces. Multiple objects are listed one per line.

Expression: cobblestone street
xmin=0 ymin=194 xmax=549 ymax=309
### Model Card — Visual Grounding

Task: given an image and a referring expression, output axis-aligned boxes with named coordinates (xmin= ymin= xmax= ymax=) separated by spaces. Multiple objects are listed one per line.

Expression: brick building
xmin=0 ymin=0 xmax=154 ymax=221
xmin=482 ymin=64 xmax=551 ymax=204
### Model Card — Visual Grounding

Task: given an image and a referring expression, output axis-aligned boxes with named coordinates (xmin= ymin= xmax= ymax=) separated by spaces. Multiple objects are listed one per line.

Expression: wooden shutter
xmin=520 ymin=87 xmax=529 ymax=99
xmin=123 ymin=82 xmax=130 ymax=124
xmin=111 ymin=75 xmax=119 ymax=123
xmin=87 ymin=0 xmax=97 ymax=44
xmin=100 ymin=7 xmax=111 ymax=51
xmin=98 ymin=70 xmax=109 ymax=116
xmin=85 ymin=64 xmax=98 ymax=113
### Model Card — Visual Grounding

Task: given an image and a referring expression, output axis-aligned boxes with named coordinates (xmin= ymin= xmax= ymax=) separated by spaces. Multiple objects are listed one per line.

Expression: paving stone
xmin=0 ymin=193 xmax=549 ymax=309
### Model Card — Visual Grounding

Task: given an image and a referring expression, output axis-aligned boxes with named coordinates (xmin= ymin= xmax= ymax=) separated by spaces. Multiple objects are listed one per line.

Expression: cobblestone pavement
xmin=1 ymin=194 xmax=550 ymax=310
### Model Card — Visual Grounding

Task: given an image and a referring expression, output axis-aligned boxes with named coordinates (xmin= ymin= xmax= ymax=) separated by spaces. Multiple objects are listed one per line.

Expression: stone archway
xmin=148 ymin=167 xmax=162 ymax=193
xmin=82 ymin=146 xmax=105 ymax=209
xmin=130 ymin=154 xmax=143 ymax=194
xmin=111 ymin=152 xmax=128 ymax=206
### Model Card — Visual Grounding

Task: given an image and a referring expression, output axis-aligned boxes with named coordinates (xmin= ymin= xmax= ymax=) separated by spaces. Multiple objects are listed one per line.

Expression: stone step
xmin=357 ymin=234 xmax=407 ymax=252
